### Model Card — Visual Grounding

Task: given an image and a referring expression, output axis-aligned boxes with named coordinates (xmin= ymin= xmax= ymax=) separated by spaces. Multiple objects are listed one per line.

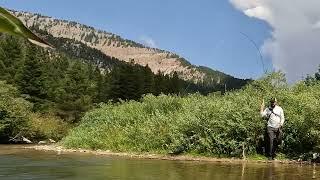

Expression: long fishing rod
xmin=183 ymin=32 xmax=267 ymax=94
xmin=239 ymin=32 xmax=267 ymax=74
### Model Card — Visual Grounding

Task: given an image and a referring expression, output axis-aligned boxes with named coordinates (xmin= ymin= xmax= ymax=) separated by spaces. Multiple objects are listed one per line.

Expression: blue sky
xmin=0 ymin=0 xmax=272 ymax=79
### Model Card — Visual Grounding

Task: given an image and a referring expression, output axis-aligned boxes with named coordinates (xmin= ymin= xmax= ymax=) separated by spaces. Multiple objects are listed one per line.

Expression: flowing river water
xmin=0 ymin=145 xmax=318 ymax=180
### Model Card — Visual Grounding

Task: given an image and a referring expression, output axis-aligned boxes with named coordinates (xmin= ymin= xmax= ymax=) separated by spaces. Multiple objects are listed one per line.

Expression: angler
xmin=260 ymin=97 xmax=285 ymax=160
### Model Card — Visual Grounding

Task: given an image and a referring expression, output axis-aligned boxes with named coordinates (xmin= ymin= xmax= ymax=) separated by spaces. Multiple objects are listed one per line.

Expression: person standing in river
xmin=260 ymin=97 xmax=285 ymax=160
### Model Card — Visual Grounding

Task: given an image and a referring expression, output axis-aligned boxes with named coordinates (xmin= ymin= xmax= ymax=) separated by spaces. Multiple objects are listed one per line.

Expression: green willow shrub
xmin=63 ymin=72 xmax=320 ymax=158
xmin=0 ymin=81 xmax=71 ymax=142
xmin=280 ymin=82 xmax=320 ymax=157
xmin=27 ymin=113 xmax=71 ymax=141
xmin=0 ymin=81 xmax=32 ymax=141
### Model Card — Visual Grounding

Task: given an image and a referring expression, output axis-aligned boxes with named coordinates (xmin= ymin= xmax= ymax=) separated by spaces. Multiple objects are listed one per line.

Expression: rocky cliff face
xmin=12 ymin=11 xmax=208 ymax=82
xmin=11 ymin=10 xmax=247 ymax=85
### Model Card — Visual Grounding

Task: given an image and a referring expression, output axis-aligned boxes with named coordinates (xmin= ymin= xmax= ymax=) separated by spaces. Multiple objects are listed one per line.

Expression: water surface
xmin=0 ymin=145 xmax=318 ymax=180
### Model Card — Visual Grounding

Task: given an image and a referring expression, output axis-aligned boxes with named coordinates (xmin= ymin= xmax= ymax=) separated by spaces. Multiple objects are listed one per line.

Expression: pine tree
xmin=142 ymin=65 xmax=155 ymax=95
xmin=17 ymin=45 xmax=47 ymax=110
xmin=120 ymin=64 xmax=139 ymax=100
xmin=56 ymin=61 xmax=93 ymax=122
xmin=315 ymin=66 xmax=320 ymax=81
xmin=0 ymin=35 xmax=25 ymax=84
xmin=108 ymin=65 xmax=123 ymax=101
xmin=169 ymin=72 xmax=183 ymax=94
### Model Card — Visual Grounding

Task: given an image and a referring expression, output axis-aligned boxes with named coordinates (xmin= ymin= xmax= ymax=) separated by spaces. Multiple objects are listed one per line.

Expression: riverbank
xmin=25 ymin=145 xmax=316 ymax=165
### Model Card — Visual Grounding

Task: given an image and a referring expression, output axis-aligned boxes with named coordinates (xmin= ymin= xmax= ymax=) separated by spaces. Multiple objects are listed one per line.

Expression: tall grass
xmin=62 ymin=73 xmax=320 ymax=159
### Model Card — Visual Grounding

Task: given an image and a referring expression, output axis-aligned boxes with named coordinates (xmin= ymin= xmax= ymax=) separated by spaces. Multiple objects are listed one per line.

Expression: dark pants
xmin=267 ymin=127 xmax=282 ymax=158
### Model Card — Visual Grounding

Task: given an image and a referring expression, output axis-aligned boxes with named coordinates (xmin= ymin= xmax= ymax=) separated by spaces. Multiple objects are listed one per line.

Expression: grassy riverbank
xmin=29 ymin=144 xmax=312 ymax=165
xmin=62 ymin=73 xmax=320 ymax=161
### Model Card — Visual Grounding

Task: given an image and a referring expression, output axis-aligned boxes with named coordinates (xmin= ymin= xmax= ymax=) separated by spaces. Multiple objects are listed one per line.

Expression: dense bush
xmin=27 ymin=113 xmax=71 ymax=141
xmin=0 ymin=81 xmax=70 ymax=142
xmin=63 ymin=73 xmax=320 ymax=159
xmin=0 ymin=81 xmax=32 ymax=141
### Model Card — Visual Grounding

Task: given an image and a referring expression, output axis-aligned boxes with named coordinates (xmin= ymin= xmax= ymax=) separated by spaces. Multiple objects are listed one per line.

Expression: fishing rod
xmin=239 ymin=32 xmax=267 ymax=74
xmin=183 ymin=32 xmax=268 ymax=95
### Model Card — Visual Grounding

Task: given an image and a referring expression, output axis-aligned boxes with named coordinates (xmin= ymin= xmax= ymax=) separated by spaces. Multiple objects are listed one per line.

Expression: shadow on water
xmin=0 ymin=145 xmax=318 ymax=180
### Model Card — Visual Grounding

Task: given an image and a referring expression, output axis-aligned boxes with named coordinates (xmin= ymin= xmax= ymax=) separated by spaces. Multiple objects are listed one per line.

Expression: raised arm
xmin=260 ymin=99 xmax=267 ymax=117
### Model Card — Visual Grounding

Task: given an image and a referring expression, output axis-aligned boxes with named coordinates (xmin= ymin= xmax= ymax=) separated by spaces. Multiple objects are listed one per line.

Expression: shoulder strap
xmin=270 ymin=108 xmax=281 ymax=118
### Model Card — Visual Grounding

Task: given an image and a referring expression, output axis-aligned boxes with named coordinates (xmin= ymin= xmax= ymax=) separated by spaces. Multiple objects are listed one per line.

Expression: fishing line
xmin=239 ymin=32 xmax=267 ymax=74
xmin=182 ymin=32 xmax=267 ymax=94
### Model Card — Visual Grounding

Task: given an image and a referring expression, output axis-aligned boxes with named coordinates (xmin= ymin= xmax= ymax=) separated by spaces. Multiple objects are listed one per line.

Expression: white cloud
xmin=244 ymin=6 xmax=273 ymax=23
xmin=230 ymin=0 xmax=259 ymax=10
xmin=313 ymin=21 xmax=320 ymax=29
xmin=230 ymin=0 xmax=320 ymax=83
xmin=139 ymin=36 xmax=157 ymax=48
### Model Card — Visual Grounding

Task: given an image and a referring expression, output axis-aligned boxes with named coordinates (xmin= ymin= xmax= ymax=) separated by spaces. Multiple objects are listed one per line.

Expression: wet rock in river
xmin=38 ymin=141 xmax=47 ymax=144
xmin=49 ymin=139 xmax=56 ymax=143
xmin=22 ymin=136 xmax=32 ymax=144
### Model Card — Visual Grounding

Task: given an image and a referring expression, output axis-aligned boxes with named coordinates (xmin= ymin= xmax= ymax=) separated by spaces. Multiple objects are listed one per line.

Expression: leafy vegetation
xmin=0 ymin=81 xmax=31 ymax=142
xmin=63 ymin=72 xmax=320 ymax=159
xmin=27 ymin=113 xmax=70 ymax=141
xmin=0 ymin=81 xmax=70 ymax=142
xmin=305 ymin=66 xmax=320 ymax=85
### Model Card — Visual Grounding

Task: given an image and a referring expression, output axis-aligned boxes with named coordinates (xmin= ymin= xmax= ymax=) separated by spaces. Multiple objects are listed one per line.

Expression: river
xmin=0 ymin=145 xmax=318 ymax=180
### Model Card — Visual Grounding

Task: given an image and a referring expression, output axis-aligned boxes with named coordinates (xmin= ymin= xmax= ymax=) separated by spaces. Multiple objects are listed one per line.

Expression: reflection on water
xmin=0 ymin=145 xmax=318 ymax=180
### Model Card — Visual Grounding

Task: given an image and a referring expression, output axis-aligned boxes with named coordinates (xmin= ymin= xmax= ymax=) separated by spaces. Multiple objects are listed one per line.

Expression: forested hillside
xmin=0 ymin=33 xmax=237 ymax=124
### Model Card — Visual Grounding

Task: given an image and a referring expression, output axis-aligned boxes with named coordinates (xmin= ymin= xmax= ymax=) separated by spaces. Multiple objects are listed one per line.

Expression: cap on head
xmin=270 ymin=97 xmax=277 ymax=103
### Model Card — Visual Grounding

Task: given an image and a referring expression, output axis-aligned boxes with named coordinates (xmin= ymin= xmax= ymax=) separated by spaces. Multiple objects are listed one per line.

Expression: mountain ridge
xmin=9 ymin=9 xmax=249 ymax=86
